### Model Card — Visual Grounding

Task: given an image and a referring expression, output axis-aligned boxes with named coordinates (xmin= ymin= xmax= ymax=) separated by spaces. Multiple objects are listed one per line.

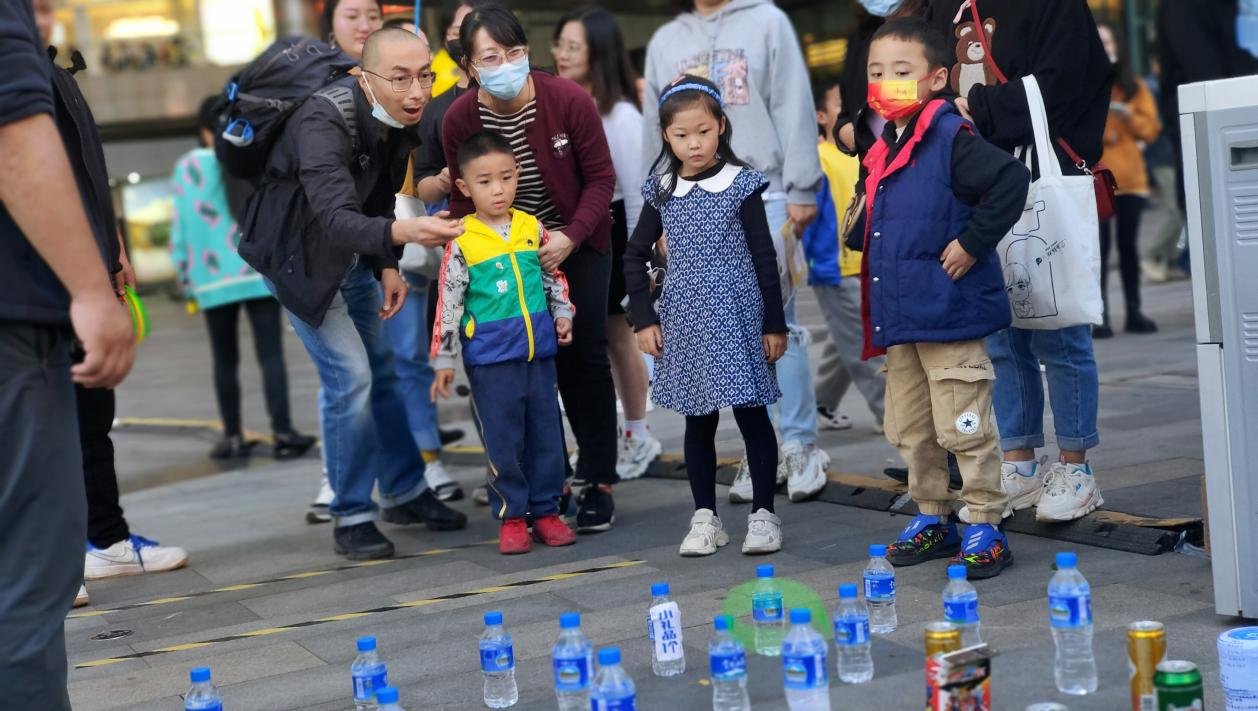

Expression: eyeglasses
xmin=472 ymin=46 xmax=527 ymax=69
xmin=364 ymin=69 xmax=436 ymax=93
xmin=550 ymin=39 xmax=585 ymax=56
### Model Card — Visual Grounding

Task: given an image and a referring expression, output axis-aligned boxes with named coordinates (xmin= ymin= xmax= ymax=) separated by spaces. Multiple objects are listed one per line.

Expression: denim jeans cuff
xmin=1054 ymin=433 xmax=1101 ymax=453
xmin=380 ymin=477 xmax=428 ymax=509
xmin=997 ymin=434 xmax=1046 ymax=452
xmin=334 ymin=511 xmax=378 ymax=528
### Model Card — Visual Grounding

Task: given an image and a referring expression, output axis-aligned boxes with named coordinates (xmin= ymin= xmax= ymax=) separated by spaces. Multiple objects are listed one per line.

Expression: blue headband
xmin=658 ymin=82 xmax=723 ymax=108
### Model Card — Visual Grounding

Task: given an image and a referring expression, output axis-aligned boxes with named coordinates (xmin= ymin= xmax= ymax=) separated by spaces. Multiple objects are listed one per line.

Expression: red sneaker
xmin=499 ymin=518 xmax=531 ymax=555
xmin=532 ymin=515 xmax=576 ymax=547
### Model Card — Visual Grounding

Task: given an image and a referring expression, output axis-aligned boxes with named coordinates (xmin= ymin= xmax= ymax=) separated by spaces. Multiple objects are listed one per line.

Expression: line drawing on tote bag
xmin=1002 ymin=200 xmax=1060 ymax=320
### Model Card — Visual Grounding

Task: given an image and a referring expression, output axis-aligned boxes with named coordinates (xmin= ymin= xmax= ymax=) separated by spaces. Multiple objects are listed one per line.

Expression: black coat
xmin=238 ymin=77 xmax=416 ymax=328
xmin=1158 ymin=0 xmax=1258 ymax=140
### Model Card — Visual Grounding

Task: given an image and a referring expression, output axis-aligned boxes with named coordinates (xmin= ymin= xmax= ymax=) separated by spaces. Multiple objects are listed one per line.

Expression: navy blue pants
xmin=468 ymin=357 xmax=566 ymax=520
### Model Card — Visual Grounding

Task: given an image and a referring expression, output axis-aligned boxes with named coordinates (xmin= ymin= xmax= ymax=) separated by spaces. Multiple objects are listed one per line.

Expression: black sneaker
xmin=1126 ymin=313 xmax=1158 ymax=334
xmin=272 ymin=430 xmax=316 ymax=460
xmin=949 ymin=524 xmax=1013 ymax=579
xmin=576 ymin=486 xmax=614 ymax=533
xmin=333 ymin=522 xmax=395 ymax=560
xmin=883 ymin=459 xmax=963 ymax=490
xmin=381 ymin=489 xmax=468 ymax=531
xmin=209 ymin=435 xmax=255 ymax=460
xmin=438 ymin=427 xmax=465 ymax=446
xmin=887 ymin=514 xmax=962 ymax=567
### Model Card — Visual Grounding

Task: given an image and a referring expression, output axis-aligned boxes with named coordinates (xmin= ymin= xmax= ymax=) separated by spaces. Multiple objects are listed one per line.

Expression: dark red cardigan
xmin=441 ymin=71 xmax=616 ymax=253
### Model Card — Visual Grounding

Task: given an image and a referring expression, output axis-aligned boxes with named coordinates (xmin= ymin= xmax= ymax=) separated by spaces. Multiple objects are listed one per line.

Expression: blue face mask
xmin=364 ymin=79 xmax=404 ymax=129
xmin=859 ymin=0 xmax=904 ymax=17
xmin=477 ymin=57 xmax=530 ymax=100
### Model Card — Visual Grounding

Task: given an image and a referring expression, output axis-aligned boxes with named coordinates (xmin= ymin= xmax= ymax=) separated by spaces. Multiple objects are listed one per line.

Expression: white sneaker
xmin=679 ymin=509 xmax=729 ymax=556
xmin=616 ymin=433 xmax=662 ymax=481
xmin=742 ymin=509 xmax=783 ymax=554
xmin=307 ymin=475 xmax=333 ymax=524
xmin=784 ymin=441 xmax=830 ymax=502
xmin=816 ymin=407 xmax=854 ymax=431
xmin=1036 ymin=462 xmax=1104 ymax=522
xmin=729 ymin=457 xmax=754 ymax=503
xmin=958 ymin=458 xmax=1046 ymax=523
xmin=74 ymin=584 xmax=89 ymax=608
xmin=424 ymin=460 xmax=464 ymax=501
xmin=472 ymin=486 xmax=490 ymax=506
xmin=84 ymin=535 xmax=188 ymax=580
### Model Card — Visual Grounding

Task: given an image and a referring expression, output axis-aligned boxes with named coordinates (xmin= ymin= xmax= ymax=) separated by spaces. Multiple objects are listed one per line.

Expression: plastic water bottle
xmin=1048 ymin=552 xmax=1097 ymax=695
xmin=942 ymin=564 xmax=982 ymax=648
xmin=782 ymin=608 xmax=831 ymax=711
xmin=351 ymin=636 xmax=387 ymax=711
xmin=833 ymin=583 xmax=873 ymax=683
xmin=552 ymin=611 xmax=594 ymax=711
xmin=863 ymin=544 xmax=897 ymax=633
xmin=648 ymin=581 xmax=686 ymax=677
xmin=709 ymin=615 xmax=751 ymax=711
xmin=752 ymin=564 xmax=786 ymax=656
xmin=480 ymin=611 xmax=518 ymax=708
xmin=185 ymin=667 xmax=223 ymax=711
xmin=375 ymin=687 xmax=404 ymax=711
xmin=591 ymin=647 xmax=636 ymax=711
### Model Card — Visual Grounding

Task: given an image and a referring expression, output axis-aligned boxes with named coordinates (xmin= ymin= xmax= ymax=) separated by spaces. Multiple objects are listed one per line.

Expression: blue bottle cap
xmin=869 ymin=543 xmax=887 ymax=558
xmin=357 ymin=636 xmax=377 ymax=652
xmin=714 ymin=614 xmax=731 ymax=631
xmin=947 ymin=564 xmax=968 ymax=580
xmin=484 ymin=611 xmax=503 ymax=626
xmin=790 ymin=608 xmax=811 ymax=624
xmin=598 ymin=647 xmax=621 ymax=666
xmin=189 ymin=667 xmax=211 ymax=683
xmin=1056 ymin=551 xmax=1078 ymax=569
xmin=651 ymin=581 xmax=669 ymax=596
xmin=375 ymin=687 xmax=399 ymax=704
xmin=756 ymin=563 xmax=775 ymax=578
xmin=839 ymin=583 xmax=858 ymax=599
xmin=560 ymin=611 xmax=581 ymax=629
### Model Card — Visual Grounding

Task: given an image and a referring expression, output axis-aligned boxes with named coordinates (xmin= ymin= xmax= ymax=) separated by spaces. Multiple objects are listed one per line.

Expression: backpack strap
xmin=312 ymin=84 xmax=362 ymax=157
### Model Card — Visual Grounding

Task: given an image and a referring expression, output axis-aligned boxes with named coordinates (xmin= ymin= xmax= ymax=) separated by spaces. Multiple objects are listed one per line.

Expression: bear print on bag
xmin=952 ymin=17 xmax=998 ymax=99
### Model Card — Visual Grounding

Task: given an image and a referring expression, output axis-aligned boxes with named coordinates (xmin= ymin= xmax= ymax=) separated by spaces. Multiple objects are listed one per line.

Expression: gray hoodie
xmin=642 ymin=0 xmax=822 ymax=205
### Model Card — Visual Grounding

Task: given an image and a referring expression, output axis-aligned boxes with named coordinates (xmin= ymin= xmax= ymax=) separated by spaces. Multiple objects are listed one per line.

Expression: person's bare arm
xmin=0 ymin=113 xmax=134 ymax=387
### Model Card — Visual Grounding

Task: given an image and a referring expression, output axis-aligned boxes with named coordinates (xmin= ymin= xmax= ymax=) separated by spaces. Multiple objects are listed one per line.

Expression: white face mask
xmin=364 ymin=78 xmax=404 ymax=129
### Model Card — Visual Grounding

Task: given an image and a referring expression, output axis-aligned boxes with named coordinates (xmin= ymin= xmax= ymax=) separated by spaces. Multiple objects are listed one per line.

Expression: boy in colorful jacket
xmin=431 ymin=131 xmax=576 ymax=555
xmin=861 ymin=19 xmax=1029 ymax=579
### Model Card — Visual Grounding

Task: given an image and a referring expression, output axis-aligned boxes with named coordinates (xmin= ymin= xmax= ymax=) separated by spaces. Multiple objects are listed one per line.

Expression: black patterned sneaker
xmin=950 ymin=524 xmax=1013 ymax=580
xmin=576 ymin=485 xmax=615 ymax=533
xmin=887 ymin=514 xmax=961 ymax=567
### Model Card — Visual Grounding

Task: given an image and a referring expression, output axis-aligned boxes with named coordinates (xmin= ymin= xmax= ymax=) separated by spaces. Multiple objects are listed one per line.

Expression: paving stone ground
xmin=77 ymin=274 xmax=1244 ymax=710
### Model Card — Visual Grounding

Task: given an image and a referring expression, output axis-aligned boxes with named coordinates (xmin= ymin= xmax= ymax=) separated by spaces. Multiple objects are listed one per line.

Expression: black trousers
xmin=1099 ymin=194 xmax=1148 ymax=322
xmin=557 ymin=245 xmax=619 ymax=485
xmin=0 ymin=324 xmax=83 ymax=709
xmin=76 ymin=384 xmax=130 ymax=549
xmin=203 ymin=297 xmax=292 ymax=436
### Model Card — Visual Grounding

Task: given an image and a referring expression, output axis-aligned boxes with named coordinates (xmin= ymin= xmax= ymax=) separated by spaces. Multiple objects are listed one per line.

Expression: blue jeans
xmin=384 ymin=271 xmax=441 ymax=452
xmin=280 ymin=262 xmax=427 ymax=526
xmin=985 ymin=325 xmax=1100 ymax=453
xmin=764 ymin=196 xmax=817 ymax=446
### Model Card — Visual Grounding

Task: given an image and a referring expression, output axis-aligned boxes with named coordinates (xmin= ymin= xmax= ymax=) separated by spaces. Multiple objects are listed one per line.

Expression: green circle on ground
xmin=720 ymin=578 xmax=830 ymax=649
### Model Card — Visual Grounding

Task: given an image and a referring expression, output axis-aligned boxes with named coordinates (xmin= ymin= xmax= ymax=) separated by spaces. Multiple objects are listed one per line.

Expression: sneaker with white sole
xmin=307 ymin=475 xmax=334 ymax=524
xmin=74 ymin=584 xmax=89 ymax=608
xmin=729 ymin=457 xmax=754 ymax=503
xmin=958 ymin=458 xmax=1047 ymax=523
xmin=616 ymin=432 xmax=662 ymax=481
xmin=742 ymin=509 xmax=782 ymax=554
xmin=424 ymin=460 xmax=464 ymax=501
xmin=1036 ymin=462 xmax=1104 ymax=522
xmin=816 ymin=407 xmax=854 ymax=431
xmin=679 ymin=508 xmax=729 ymax=556
xmin=784 ymin=441 xmax=830 ymax=502
xmin=84 ymin=535 xmax=189 ymax=580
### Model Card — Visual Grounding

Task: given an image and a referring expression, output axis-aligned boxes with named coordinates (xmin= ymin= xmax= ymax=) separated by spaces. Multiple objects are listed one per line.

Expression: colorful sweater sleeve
xmin=540 ymin=225 xmax=575 ymax=321
xmin=431 ymin=240 xmax=469 ymax=371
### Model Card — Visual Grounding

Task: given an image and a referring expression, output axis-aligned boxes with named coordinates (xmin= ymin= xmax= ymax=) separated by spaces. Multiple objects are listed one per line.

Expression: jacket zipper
xmin=507 ymin=251 xmax=534 ymax=361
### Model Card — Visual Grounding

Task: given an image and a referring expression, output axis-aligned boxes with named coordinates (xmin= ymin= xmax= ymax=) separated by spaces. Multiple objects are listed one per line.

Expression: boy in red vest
xmin=859 ymin=18 xmax=1028 ymax=579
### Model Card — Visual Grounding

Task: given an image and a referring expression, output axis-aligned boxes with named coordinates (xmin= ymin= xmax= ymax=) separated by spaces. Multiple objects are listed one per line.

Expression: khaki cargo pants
xmin=883 ymin=340 xmax=1007 ymax=524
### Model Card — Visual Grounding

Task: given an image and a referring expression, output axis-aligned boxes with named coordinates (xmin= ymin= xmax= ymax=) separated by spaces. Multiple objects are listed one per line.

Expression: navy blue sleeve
xmin=0 ymin=0 xmax=55 ymax=126
xmin=739 ymin=185 xmax=787 ymax=335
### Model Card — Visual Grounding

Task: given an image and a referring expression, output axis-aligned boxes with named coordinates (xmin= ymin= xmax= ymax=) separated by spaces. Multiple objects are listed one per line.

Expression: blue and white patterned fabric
xmin=643 ymin=164 xmax=781 ymax=416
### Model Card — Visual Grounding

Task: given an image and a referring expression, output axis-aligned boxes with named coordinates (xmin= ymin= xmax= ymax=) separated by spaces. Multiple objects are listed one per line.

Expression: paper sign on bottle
xmin=649 ymin=602 xmax=684 ymax=662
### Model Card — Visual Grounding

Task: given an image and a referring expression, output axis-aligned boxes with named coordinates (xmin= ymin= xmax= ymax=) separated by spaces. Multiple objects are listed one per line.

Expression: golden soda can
xmin=1129 ymin=620 xmax=1167 ymax=711
xmin=925 ymin=621 xmax=962 ymax=657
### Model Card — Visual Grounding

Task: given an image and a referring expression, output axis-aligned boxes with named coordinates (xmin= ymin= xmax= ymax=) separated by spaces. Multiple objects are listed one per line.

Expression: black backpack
xmin=213 ymin=37 xmax=358 ymax=179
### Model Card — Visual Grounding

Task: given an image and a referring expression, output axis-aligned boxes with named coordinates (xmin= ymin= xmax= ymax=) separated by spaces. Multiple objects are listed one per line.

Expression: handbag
xmin=965 ymin=0 xmax=1118 ymax=221
xmin=997 ymin=76 xmax=1104 ymax=330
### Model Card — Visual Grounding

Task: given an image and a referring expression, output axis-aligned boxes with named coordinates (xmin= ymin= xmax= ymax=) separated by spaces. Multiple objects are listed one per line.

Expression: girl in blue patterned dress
xmin=624 ymin=76 xmax=789 ymax=557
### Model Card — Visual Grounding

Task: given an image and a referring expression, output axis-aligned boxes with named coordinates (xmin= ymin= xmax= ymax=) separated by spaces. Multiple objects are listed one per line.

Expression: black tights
xmin=685 ymin=406 xmax=777 ymax=514
xmin=203 ymin=297 xmax=292 ymax=436
xmin=1099 ymin=194 xmax=1148 ymax=323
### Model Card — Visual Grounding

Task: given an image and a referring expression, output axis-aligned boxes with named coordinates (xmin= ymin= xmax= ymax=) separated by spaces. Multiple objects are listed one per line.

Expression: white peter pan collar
xmin=672 ymin=163 xmax=743 ymax=197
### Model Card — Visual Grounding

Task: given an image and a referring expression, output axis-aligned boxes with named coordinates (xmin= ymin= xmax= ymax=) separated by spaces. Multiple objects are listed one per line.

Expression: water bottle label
xmin=864 ymin=574 xmax=896 ymax=601
xmin=783 ymin=653 xmax=827 ymax=690
xmin=593 ymin=696 xmax=636 ymax=711
xmin=480 ymin=644 xmax=514 ymax=672
xmin=552 ymin=655 xmax=590 ymax=691
xmin=1048 ymin=594 xmax=1091 ymax=628
xmin=944 ymin=599 xmax=979 ymax=624
xmin=753 ymin=593 xmax=784 ymax=622
xmin=647 ymin=612 xmax=654 ymax=641
xmin=352 ymin=670 xmax=388 ymax=700
xmin=834 ymin=618 xmax=870 ymax=646
xmin=649 ymin=602 xmax=684 ymax=662
xmin=710 ymin=650 xmax=747 ymax=680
